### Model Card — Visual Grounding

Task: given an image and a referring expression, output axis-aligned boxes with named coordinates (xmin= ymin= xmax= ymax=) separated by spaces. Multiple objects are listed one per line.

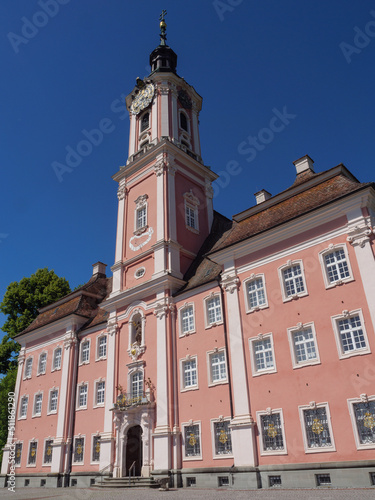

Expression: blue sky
xmin=1 ymin=0 xmax=375 ymax=331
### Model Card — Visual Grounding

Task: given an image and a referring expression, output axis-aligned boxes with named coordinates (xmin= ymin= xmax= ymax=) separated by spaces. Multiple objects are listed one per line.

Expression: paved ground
xmin=1 ymin=487 xmax=375 ymax=500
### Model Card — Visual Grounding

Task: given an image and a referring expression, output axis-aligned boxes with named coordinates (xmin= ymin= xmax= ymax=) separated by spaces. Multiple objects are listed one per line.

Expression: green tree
xmin=0 ymin=268 xmax=70 ymax=464
xmin=0 ymin=268 xmax=71 ymax=374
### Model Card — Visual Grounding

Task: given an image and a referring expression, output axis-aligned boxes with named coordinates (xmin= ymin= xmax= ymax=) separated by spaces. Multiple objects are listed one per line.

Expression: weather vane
xmin=159 ymin=10 xmax=167 ymax=46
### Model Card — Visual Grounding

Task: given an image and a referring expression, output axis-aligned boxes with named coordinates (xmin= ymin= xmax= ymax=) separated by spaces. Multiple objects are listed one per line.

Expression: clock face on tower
xmin=130 ymin=83 xmax=155 ymax=115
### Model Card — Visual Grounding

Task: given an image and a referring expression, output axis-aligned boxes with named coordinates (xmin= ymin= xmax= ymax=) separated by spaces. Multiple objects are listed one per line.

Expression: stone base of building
xmin=2 ymin=461 xmax=374 ymax=489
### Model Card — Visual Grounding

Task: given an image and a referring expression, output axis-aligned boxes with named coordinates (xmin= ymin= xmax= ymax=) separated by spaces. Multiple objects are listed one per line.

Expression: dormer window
xmin=140 ymin=112 xmax=149 ymax=133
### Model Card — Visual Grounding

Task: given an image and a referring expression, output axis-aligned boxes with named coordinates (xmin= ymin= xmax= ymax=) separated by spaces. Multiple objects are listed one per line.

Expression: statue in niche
xmin=132 ymin=315 xmax=142 ymax=345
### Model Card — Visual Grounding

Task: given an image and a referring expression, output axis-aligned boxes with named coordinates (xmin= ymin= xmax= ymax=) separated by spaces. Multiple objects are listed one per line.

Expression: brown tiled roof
xmin=211 ymin=171 xmax=371 ymax=254
xmin=18 ymin=275 xmax=111 ymax=336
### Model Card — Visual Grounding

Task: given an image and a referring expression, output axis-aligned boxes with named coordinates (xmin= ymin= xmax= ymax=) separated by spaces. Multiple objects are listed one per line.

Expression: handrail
xmin=128 ymin=460 xmax=136 ymax=485
xmin=98 ymin=462 xmax=112 ymax=485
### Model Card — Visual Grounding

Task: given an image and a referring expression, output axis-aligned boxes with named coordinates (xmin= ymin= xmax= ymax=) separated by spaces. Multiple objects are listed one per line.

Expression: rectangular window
xmin=337 ymin=315 xmax=367 ymax=353
xmin=96 ymin=381 xmax=105 ymax=405
xmin=136 ymin=206 xmax=147 ymax=229
xmin=260 ymin=413 xmax=285 ymax=452
xmin=73 ymin=437 xmax=84 ymax=463
xmin=28 ymin=442 xmax=37 ymax=465
xmin=15 ymin=443 xmax=22 ymax=465
xmin=20 ymin=396 xmax=28 ymax=418
xmin=184 ymin=424 xmax=201 ymax=457
xmin=183 ymin=359 xmax=197 ymax=389
xmin=269 ymin=476 xmax=282 ymax=487
xmin=25 ymin=358 xmax=33 ymax=378
xmin=288 ymin=324 xmax=320 ymax=369
xmin=81 ymin=341 xmax=90 ymax=363
xmin=44 ymin=440 xmax=53 ymax=464
xmin=53 ymin=348 xmax=62 ymax=370
xmin=253 ymin=337 xmax=275 ymax=372
xmin=78 ymin=385 xmax=87 ymax=408
xmin=316 ymin=474 xmax=331 ymax=486
xmin=213 ymin=420 xmax=232 ymax=456
xmin=352 ymin=401 xmax=375 ymax=445
xmin=206 ymin=296 xmax=222 ymax=325
xmin=246 ymin=277 xmax=266 ymax=310
xmin=210 ymin=351 xmax=227 ymax=383
xmin=181 ymin=305 xmax=194 ymax=334
xmin=34 ymin=394 xmax=42 ymax=416
xmin=38 ymin=353 xmax=47 ymax=374
xmin=131 ymin=372 xmax=143 ymax=399
xmin=186 ymin=205 xmax=196 ymax=229
xmin=282 ymin=264 xmax=305 ymax=297
xmin=98 ymin=336 xmax=107 ymax=358
xmin=92 ymin=436 xmax=101 ymax=462
xmin=49 ymin=390 xmax=58 ymax=413
xmin=324 ymin=249 xmax=350 ymax=283
xmin=303 ymin=407 xmax=332 ymax=449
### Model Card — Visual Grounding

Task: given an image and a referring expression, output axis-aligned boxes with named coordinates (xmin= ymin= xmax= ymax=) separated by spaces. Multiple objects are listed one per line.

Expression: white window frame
xmin=27 ymin=440 xmax=38 ymax=467
xmin=183 ymin=190 xmax=200 ymax=234
xmin=96 ymin=334 xmax=107 ymax=361
xmin=80 ymin=339 xmax=91 ymax=365
xmin=76 ymin=382 xmax=88 ymax=410
xmin=249 ymin=333 xmax=277 ymax=377
xmin=14 ymin=441 xmax=23 ymax=467
xmin=299 ymin=402 xmax=336 ymax=454
xmin=287 ymin=322 xmax=321 ymax=369
xmin=72 ymin=435 xmax=85 ymax=465
xmin=37 ymin=351 xmax=47 ymax=376
xmin=182 ymin=420 xmax=202 ymax=461
xmin=331 ymin=309 xmax=371 ymax=360
xmin=278 ymin=259 xmax=308 ymax=302
xmin=211 ymin=417 xmax=233 ymax=459
xmin=93 ymin=378 xmax=105 ymax=408
xmin=134 ymin=194 xmax=148 ymax=233
xmin=207 ymin=348 xmax=228 ymax=386
xmin=130 ymin=371 xmax=143 ymax=399
xmin=52 ymin=346 xmax=62 ymax=372
xmin=32 ymin=391 xmax=43 ymax=418
xmin=126 ymin=361 xmax=145 ymax=400
xmin=204 ymin=292 xmax=223 ymax=328
xmin=42 ymin=438 xmax=54 ymax=466
xmin=47 ymin=388 xmax=59 ymax=415
xmin=180 ymin=355 xmax=198 ymax=392
xmin=24 ymin=357 xmax=33 ymax=379
xmin=19 ymin=395 xmax=29 ymax=420
xmin=243 ymin=273 xmax=268 ymax=313
xmin=319 ymin=243 xmax=354 ymax=289
xmin=347 ymin=394 xmax=375 ymax=450
xmin=256 ymin=408 xmax=288 ymax=456
xmin=91 ymin=434 xmax=101 ymax=464
xmin=178 ymin=302 xmax=196 ymax=337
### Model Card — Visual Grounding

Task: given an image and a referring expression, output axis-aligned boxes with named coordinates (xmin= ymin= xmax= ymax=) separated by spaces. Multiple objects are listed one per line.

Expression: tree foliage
xmin=0 ymin=268 xmax=71 ymax=374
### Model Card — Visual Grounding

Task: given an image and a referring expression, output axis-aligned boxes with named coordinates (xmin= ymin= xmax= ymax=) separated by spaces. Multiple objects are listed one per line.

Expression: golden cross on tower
xmin=159 ymin=10 xmax=167 ymax=45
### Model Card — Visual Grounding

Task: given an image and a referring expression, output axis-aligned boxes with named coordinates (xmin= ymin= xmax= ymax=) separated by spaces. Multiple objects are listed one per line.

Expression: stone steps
xmin=93 ymin=476 xmax=159 ymax=489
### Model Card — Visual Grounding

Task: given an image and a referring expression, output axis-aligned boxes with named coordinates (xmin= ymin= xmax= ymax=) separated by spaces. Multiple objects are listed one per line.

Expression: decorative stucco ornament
xmin=129 ymin=227 xmax=153 ymax=251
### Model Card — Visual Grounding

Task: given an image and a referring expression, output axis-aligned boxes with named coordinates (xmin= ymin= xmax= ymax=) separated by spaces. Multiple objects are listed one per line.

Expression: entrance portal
xmin=125 ymin=425 xmax=142 ymax=476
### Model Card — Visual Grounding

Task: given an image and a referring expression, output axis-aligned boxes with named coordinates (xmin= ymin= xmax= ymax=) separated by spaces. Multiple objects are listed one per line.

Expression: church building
xmin=2 ymin=16 xmax=375 ymax=490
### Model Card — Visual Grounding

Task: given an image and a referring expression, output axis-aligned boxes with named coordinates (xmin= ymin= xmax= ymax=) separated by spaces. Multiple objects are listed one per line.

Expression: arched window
xmin=140 ymin=112 xmax=149 ymax=132
xmin=180 ymin=112 xmax=188 ymax=132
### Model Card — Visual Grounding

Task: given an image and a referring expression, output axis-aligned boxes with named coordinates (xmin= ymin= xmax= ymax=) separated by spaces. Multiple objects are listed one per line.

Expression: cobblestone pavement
xmin=2 ymin=488 xmax=375 ymax=500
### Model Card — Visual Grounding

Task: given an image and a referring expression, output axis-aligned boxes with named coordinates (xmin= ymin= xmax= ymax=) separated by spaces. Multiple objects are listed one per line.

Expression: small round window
xmin=135 ymin=267 xmax=145 ymax=279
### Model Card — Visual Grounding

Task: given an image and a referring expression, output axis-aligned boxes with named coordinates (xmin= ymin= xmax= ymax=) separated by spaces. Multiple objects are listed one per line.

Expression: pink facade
xmin=2 ymin=31 xmax=375 ymax=491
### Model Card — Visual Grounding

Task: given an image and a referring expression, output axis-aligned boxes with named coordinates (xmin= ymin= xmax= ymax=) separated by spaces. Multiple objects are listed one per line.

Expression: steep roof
xmin=176 ymin=163 xmax=373 ymax=294
xmin=17 ymin=274 xmax=111 ymax=337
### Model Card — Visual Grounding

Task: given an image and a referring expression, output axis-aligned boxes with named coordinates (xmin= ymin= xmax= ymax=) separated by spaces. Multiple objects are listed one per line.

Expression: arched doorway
xmin=125 ymin=425 xmax=143 ymax=476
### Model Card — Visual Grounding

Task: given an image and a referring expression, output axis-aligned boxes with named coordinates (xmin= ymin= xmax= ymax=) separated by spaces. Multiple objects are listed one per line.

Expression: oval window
xmin=135 ymin=268 xmax=145 ymax=279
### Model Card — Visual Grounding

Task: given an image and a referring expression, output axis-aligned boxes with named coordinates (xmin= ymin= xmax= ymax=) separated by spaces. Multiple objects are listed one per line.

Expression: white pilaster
xmin=171 ymin=87 xmax=178 ymax=142
xmin=221 ymin=267 xmax=257 ymax=467
xmin=51 ymin=329 xmax=76 ymax=473
xmin=152 ymin=296 xmax=171 ymax=470
xmin=191 ymin=104 xmax=201 ymax=156
xmin=100 ymin=315 xmax=117 ymax=472
xmin=160 ymin=85 xmax=169 ymax=138
xmin=128 ymin=114 xmax=137 ymax=156
xmin=151 ymin=93 xmax=158 ymax=143
xmin=346 ymin=210 xmax=375 ymax=331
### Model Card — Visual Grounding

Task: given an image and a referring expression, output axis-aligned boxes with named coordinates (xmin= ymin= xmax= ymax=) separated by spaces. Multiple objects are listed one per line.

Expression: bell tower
xmin=110 ymin=14 xmax=218 ymax=296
